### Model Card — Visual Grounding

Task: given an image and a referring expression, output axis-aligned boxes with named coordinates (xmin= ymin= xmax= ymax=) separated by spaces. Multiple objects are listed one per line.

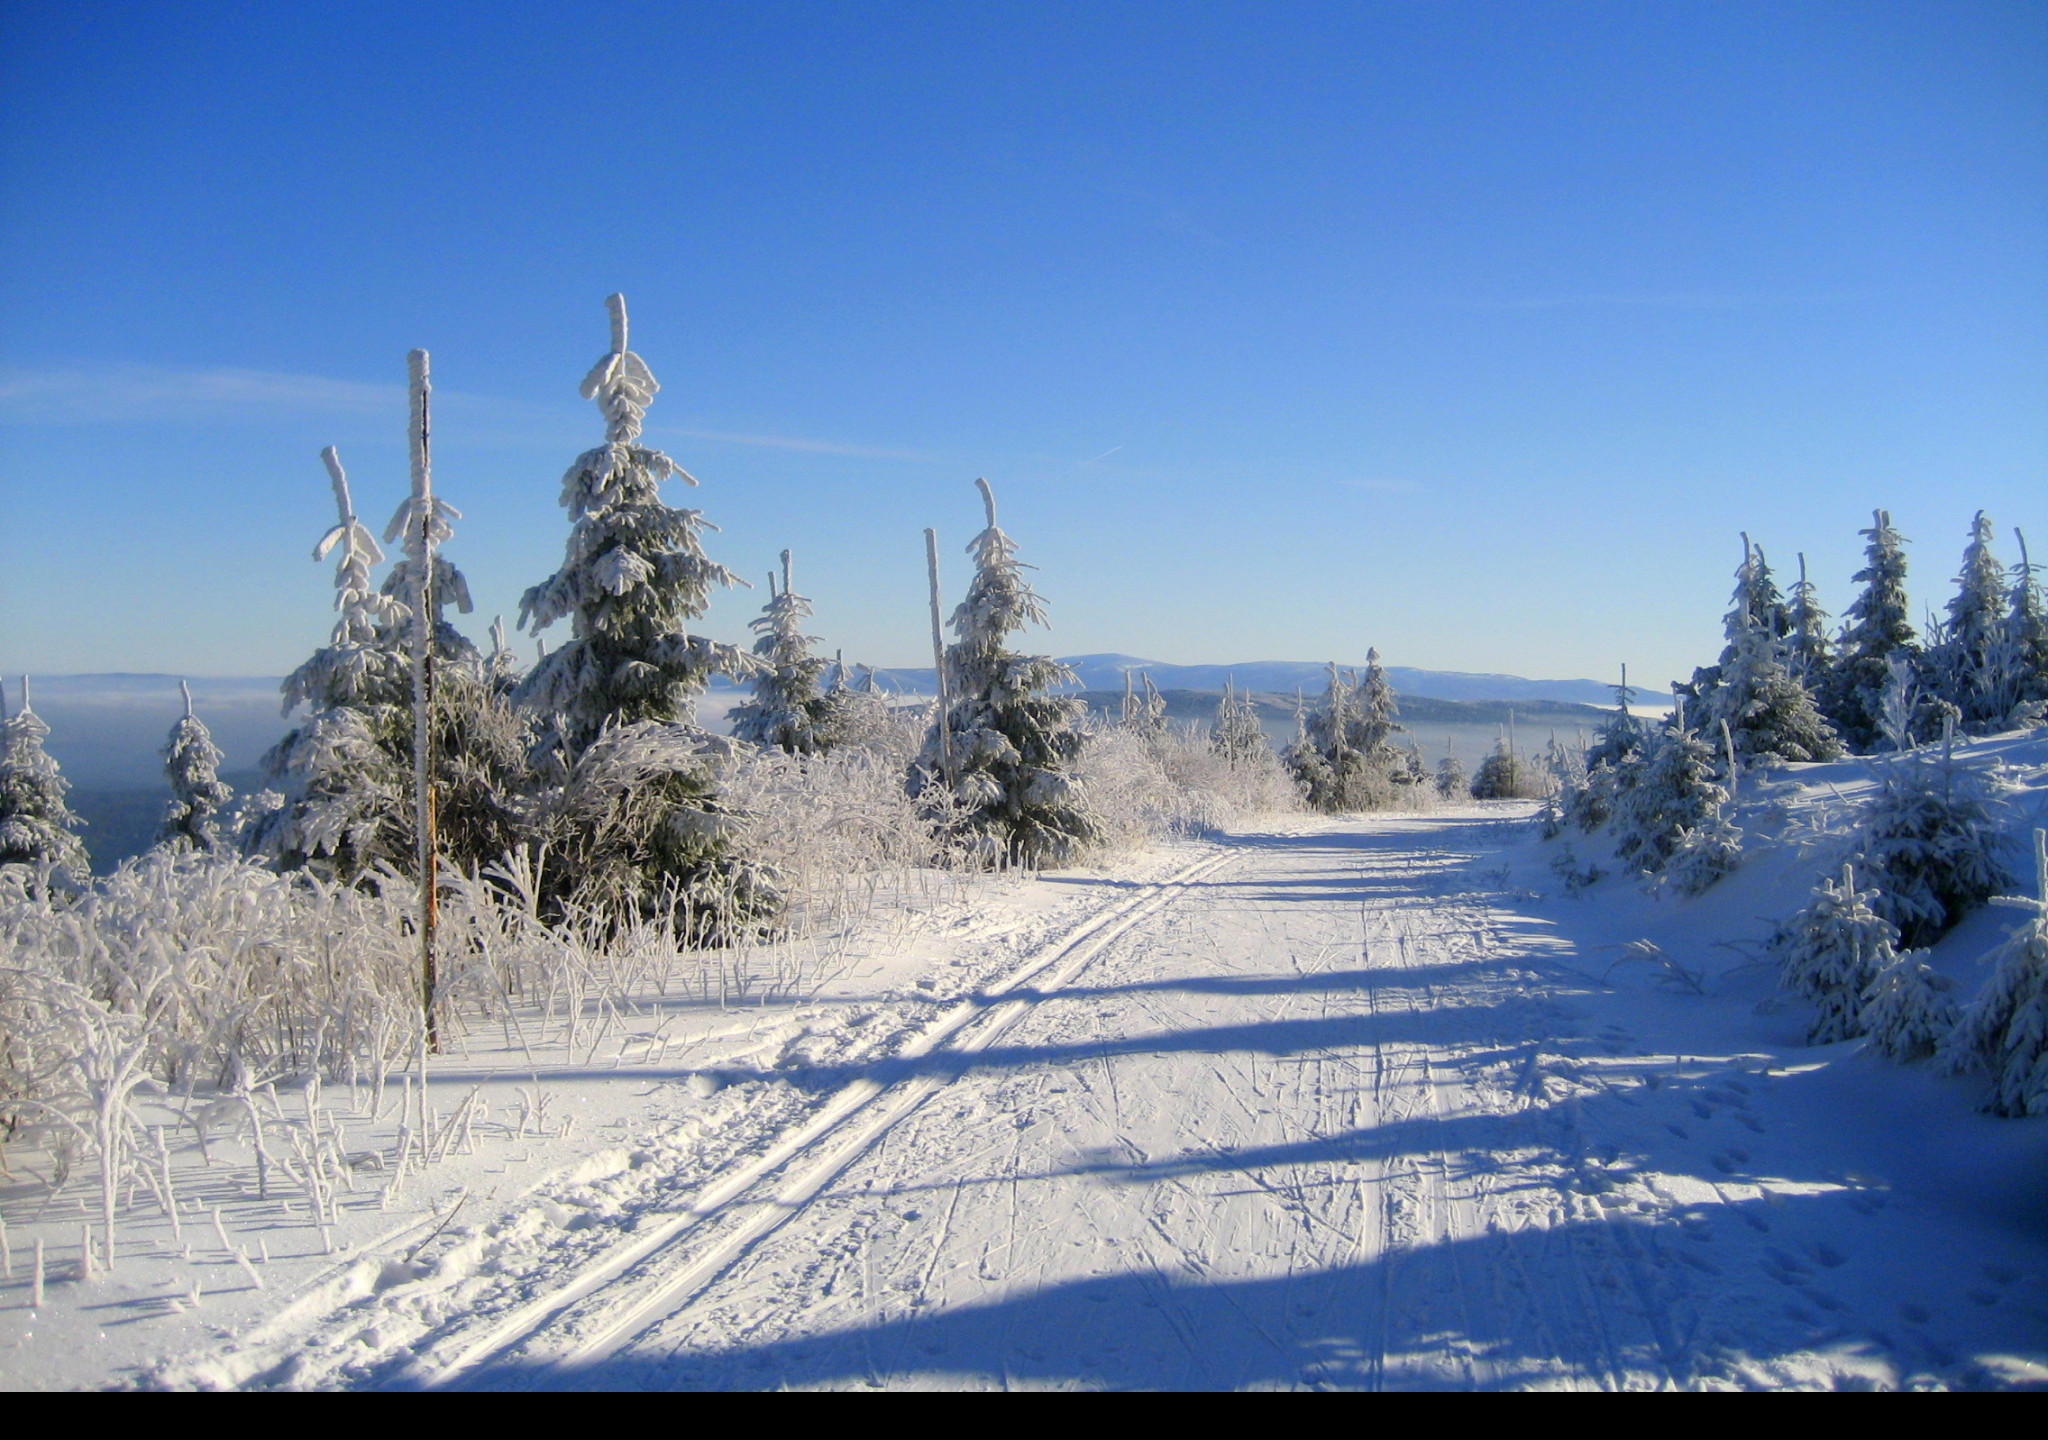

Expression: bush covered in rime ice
xmin=1941 ymin=831 xmax=2048 ymax=1115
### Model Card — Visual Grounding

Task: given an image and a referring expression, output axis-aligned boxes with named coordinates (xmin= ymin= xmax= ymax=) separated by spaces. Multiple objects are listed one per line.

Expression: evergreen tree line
xmin=0 ymin=295 xmax=1304 ymax=913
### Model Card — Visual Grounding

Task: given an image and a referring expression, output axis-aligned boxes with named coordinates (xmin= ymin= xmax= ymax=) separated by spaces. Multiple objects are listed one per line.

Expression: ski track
xmin=143 ymin=812 xmax=2048 ymax=1391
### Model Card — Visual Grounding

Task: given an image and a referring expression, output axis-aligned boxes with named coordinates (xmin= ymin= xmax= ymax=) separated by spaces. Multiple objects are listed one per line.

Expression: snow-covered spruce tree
xmin=1822 ymin=509 xmax=1919 ymax=751
xmin=2005 ymin=530 xmax=2048 ymax=719
xmin=910 ymin=478 xmax=1097 ymax=866
xmin=0 ymin=677 xmax=88 ymax=876
xmin=158 ymin=680 xmax=232 ymax=852
xmin=730 ymin=550 xmax=830 ymax=755
xmin=1608 ymin=702 xmax=1739 ymax=889
xmin=245 ymin=446 xmax=410 ymax=876
xmin=1282 ymin=692 xmax=1338 ymax=809
xmin=1778 ymin=862 xmax=1900 ymax=1044
xmin=1861 ymin=947 xmax=1958 ymax=1064
xmin=1941 ymin=830 xmax=2048 ymax=1115
xmin=1569 ymin=669 xmax=1645 ymax=833
xmin=1784 ymin=552 xmax=1832 ymax=685
xmin=1352 ymin=649 xmax=1403 ymax=772
xmin=1210 ymin=678 xmax=1269 ymax=766
xmin=1929 ymin=512 xmax=2011 ymax=733
xmin=1697 ymin=538 xmax=1841 ymax=764
xmin=1469 ymin=731 xmax=1528 ymax=801
xmin=249 ymin=435 xmax=530 ymax=881
xmin=1849 ymin=721 xmax=2008 ymax=948
xmin=1435 ymin=741 xmax=1465 ymax=801
xmin=516 ymin=293 xmax=756 ymax=756
xmin=510 ymin=296 xmax=772 ymax=928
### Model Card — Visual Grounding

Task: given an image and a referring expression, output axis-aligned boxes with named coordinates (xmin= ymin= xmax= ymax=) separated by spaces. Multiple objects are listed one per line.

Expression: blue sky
xmin=2 ymin=1 xmax=2043 ymax=692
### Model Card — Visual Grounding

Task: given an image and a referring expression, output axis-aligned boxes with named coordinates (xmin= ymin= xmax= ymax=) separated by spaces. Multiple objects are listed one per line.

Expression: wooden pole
xmin=925 ymin=528 xmax=954 ymax=788
xmin=407 ymin=349 xmax=440 ymax=1053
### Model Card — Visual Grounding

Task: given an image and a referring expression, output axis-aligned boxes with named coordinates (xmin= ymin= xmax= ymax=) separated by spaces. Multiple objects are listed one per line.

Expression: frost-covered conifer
xmin=1121 ymin=671 xmax=1168 ymax=742
xmin=158 ymin=680 xmax=232 ymax=852
xmin=1468 ymin=733 xmax=1526 ymax=801
xmin=282 ymin=447 xmax=407 ymax=713
xmin=0 ymin=678 xmax=88 ymax=876
xmin=1778 ymin=863 xmax=1897 ymax=1044
xmin=516 ymin=294 xmax=754 ymax=755
xmin=1435 ymin=741 xmax=1466 ymax=801
xmin=485 ymin=615 xmax=522 ymax=694
xmin=1287 ymin=657 xmax=1403 ymax=811
xmin=1570 ymin=669 xmax=1645 ymax=834
xmin=1609 ymin=704 xmax=1737 ymax=887
xmin=251 ymin=414 xmax=530 ymax=882
xmin=1784 ymin=553 xmax=1832 ymax=683
xmin=1822 ymin=510 xmax=1919 ymax=751
xmin=1930 ymin=512 xmax=2010 ymax=733
xmin=1849 ymin=723 xmax=2008 ymax=948
xmin=730 ymin=551 xmax=831 ymax=755
xmin=2005 ymin=531 xmax=2048 ymax=718
xmin=1941 ymin=830 xmax=2048 ymax=1115
xmin=1861 ymin=949 xmax=1957 ymax=1064
xmin=1352 ymin=649 xmax=1402 ymax=771
xmin=1283 ymin=691 xmax=1338 ymax=809
xmin=1698 ymin=539 xmax=1841 ymax=764
xmin=910 ymin=479 xmax=1096 ymax=865
xmin=1210 ymin=678 xmax=1269 ymax=766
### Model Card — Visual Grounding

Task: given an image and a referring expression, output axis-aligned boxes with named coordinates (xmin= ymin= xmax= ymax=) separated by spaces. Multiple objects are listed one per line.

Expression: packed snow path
xmin=420 ymin=813 xmax=2046 ymax=1391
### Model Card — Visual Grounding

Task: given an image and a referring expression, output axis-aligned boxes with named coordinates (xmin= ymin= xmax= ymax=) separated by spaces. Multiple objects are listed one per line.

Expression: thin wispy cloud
xmin=0 ymin=363 xmax=403 ymax=423
xmin=1456 ymin=291 xmax=1847 ymax=312
xmin=660 ymin=426 xmax=943 ymax=463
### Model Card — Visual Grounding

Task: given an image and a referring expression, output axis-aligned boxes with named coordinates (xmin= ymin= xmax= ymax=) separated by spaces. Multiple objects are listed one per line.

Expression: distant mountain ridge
xmin=807 ymin=655 xmax=1622 ymax=708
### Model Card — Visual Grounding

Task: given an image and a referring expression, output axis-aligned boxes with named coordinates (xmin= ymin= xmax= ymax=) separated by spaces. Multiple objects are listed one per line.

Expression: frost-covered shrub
xmin=1609 ymin=716 xmax=1737 ymax=887
xmin=1849 ymin=732 xmax=2008 ymax=948
xmin=1778 ymin=863 xmax=1898 ymax=1044
xmin=1077 ymin=723 xmax=1301 ymax=850
xmin=524 ymin=720 xmax=781 ymax=939
xmin=1664 ymin=812 xmax=1744 ymax=897
xmin=1940 ymin=831 xmax=2048 ymax=1115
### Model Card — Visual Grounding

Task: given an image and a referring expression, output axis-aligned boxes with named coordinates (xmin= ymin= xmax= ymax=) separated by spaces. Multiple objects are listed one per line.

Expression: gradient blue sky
xmin=2 ymin=1 xmax=2043 ymax=692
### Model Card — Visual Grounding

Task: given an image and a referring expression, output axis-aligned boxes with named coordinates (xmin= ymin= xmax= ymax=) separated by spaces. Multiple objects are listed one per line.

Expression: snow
xmin=4 ymin=733 xmax=2047 ymax=1389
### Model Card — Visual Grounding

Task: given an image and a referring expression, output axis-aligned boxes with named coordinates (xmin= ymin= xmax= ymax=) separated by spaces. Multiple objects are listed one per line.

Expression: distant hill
xmin=715 ymin=654 xmax=1627 ymax=708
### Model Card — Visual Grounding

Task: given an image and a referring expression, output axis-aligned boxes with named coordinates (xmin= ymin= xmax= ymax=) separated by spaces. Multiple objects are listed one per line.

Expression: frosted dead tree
xmin=158 ymin=680 xmax=232 ymax=852
xmin=0 ymin=677 xmax=88 ymax=878
xmin=911 ymin=478 xmax=1097 ymax=865
xmin=730 ymin=549 xmax=830 ymax=754
xmin=514 ymin=295 xmax=774 ymax=929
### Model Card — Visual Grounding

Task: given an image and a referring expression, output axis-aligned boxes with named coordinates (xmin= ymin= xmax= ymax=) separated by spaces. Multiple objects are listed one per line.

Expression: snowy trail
xmin=131 ymin=805 xmax=2048 ymax=1391
xmin=460 ymin=816 xmax=1690 ymax=1389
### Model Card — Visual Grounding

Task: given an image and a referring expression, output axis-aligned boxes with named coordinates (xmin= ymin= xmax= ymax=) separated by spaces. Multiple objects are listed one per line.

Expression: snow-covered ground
xmin=4 ymin=735 xmax=2047 ymax=1390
